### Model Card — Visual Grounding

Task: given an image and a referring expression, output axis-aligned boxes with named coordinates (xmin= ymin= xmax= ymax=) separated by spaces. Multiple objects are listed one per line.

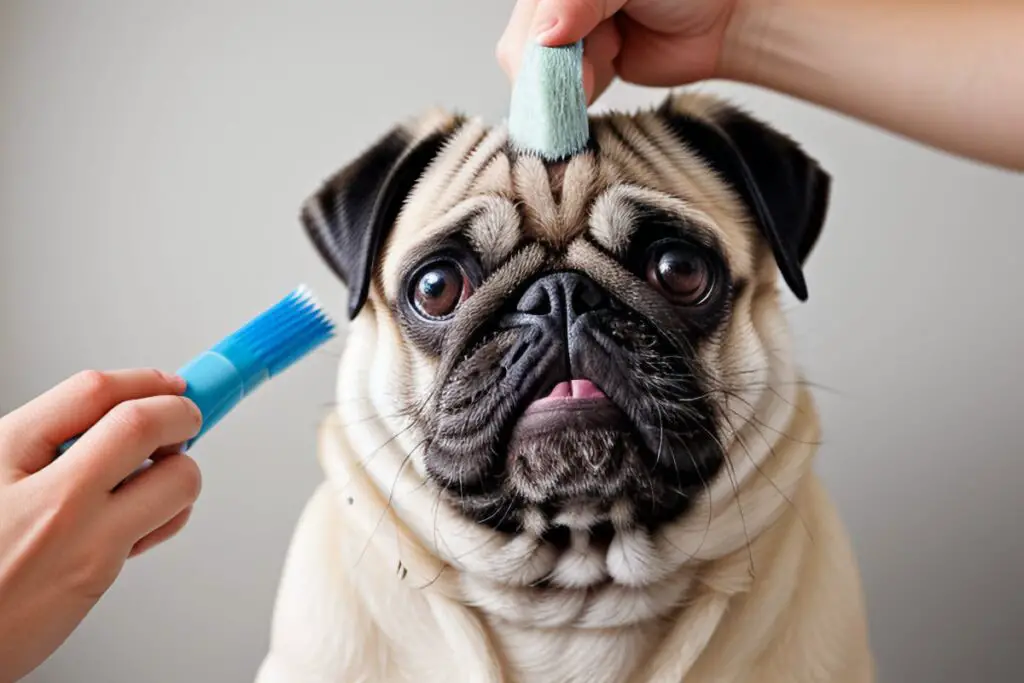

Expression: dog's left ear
xmin=300 ymin=111 xmax=462 ymax=319
xmin=658 ymin=96 xmax=831 ymax=301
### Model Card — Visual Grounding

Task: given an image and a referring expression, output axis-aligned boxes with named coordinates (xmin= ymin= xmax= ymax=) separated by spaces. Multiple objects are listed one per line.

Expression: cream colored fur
xmin=255 ymin=94 xmax=874 ymax=683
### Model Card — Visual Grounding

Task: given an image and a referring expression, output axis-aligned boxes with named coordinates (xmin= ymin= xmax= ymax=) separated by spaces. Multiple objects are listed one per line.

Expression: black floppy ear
xmin=658 ymin=97 xmax=831 ymax=301
xmin=300 ymin=114 xmax=460 ymax=319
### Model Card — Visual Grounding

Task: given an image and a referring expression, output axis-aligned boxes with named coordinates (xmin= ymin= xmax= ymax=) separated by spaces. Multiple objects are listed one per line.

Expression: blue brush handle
xmin=175 ymin=345 xmax=268 ymax=449
xmin=56 ymin=340 xmax=269 ymax=457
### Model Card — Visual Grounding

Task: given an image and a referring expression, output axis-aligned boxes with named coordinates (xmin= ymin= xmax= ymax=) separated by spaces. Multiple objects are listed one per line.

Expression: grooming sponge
xmin=507 ymin=39 xmax=589 ymax=161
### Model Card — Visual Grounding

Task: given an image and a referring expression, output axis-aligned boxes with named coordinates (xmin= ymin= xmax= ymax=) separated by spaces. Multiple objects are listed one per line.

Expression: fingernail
xmin=164 ymin=373 xmax=187 ymax=392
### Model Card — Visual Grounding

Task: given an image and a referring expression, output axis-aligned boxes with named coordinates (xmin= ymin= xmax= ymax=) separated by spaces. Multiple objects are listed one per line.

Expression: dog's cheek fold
xmin=393 ymin=297 xmax=450 ymax=358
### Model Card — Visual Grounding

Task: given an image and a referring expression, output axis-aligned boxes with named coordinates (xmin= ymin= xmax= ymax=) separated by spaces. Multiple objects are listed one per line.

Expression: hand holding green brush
xmin=507 ymin=39 xmax=590 ymax=161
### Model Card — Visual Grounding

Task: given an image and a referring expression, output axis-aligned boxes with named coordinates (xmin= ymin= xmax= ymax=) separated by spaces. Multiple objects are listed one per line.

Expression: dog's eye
xmin=645 ymin=242 xmax=715 ymax=306
xmin=411 ymin=261 xmax=472 ymax=320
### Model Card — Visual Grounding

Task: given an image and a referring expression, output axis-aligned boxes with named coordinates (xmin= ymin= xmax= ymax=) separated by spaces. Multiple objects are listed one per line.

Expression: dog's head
xmin=304 ymin=93 xmax=828 ymax=585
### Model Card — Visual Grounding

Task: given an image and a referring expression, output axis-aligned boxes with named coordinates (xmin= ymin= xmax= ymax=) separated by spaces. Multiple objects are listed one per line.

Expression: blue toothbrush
xmin=57 ymin=285 xmax=336 ymax=455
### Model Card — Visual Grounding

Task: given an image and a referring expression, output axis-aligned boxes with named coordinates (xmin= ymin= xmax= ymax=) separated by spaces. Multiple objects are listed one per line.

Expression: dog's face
xmin=303 ymin=93 xmax=828 ymax=583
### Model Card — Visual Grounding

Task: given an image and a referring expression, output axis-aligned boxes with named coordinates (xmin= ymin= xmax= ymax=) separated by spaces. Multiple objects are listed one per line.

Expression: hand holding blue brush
xmin=0 ymin=286 xmax=334 ymax=683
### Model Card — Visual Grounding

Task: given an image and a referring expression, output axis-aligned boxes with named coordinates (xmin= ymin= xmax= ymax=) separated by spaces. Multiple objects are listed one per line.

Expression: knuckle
xmin=144 ymin=367 xmax=169 ymax=387
xmin=110 ymin=400 xmax=155 ymax=438
xmin=74 ymin=369 xmax=112 ymax=403
xmin=172 ymin=455 xmax=203 ymax=503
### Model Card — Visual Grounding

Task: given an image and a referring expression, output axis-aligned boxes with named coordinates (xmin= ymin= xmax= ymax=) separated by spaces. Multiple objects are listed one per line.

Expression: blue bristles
xmin=214 ymin=285 xmax=335 ymax=378
xmin=175 ymin=284 xmax=336 ymax=447
xmin=507 ymin=39 xmax=590 ymax=161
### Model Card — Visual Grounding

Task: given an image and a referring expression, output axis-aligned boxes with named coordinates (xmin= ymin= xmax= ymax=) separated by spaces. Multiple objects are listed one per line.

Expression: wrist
xmin=717 ymin=0 xmax=806 ymax=87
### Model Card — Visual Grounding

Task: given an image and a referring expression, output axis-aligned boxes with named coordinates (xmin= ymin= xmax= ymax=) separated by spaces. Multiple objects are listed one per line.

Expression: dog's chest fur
xmin=476 ymin=610 xmax=669 ymax=683
xmin=302 ymin=411 xmax=869 ymax=683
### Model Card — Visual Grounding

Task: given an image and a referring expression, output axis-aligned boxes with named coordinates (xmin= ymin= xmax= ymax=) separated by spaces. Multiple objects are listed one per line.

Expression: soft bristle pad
xmin=508 ymin=40 xmax=589 ymax=161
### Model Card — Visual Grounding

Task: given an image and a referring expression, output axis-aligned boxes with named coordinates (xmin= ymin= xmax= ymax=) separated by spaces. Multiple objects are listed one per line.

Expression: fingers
xmin=0 ymin=369 xmax=187 ymax=475
xmin=112 ymin=452 xmax=201 ymax=546
xmin=532 ymin=0 xmax=629 ymax=47
xmin=583 ymin=18 xmax=622 ymax=103
xmin=129 ymin=506 xmax=193 ymax=558
xmin=612 ymin=17 xmax=672 ymax=84
xmin=498 ymin=1 xmax=628 ymax=105
xmin=52 ymin=394 xmax=202 ymax=492
xmin=613 ymin=10 xmax=732 ymax=87
xmin=496 ymin=0 xmax=541 ymax=81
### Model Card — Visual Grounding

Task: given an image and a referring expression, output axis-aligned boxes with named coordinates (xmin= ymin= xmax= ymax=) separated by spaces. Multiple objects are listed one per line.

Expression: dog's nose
xmin=514 ymin=271 xmax=612 ymax=324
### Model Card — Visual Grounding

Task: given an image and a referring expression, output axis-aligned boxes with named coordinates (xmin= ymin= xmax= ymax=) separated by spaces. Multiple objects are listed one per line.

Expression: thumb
xmin=533 ymin=0 xmax=630 ymax=46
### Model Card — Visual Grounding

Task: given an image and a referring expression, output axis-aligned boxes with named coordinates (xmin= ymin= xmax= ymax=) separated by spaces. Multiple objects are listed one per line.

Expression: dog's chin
xmin=434 ymin=379 xmax=699 ymax=540
xmin=507 ymin=386 xmax=677 ymax=509
xmin=424 ymin=306 xmax=726 ymax=544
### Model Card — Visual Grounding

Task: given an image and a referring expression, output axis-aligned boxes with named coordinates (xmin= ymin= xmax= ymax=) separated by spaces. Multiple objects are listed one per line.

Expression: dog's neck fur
xmin=315 ymin=272 xmax=822 ymax=682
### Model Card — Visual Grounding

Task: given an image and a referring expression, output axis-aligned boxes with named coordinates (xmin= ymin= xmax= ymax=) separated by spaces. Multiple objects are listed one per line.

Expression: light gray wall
xmin=1 ymin=2 xmax=1021 ymax=681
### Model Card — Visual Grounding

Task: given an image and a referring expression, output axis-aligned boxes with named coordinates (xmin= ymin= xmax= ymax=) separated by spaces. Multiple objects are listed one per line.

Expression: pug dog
xmin=254 ymin=92 xmax=874 ymax=683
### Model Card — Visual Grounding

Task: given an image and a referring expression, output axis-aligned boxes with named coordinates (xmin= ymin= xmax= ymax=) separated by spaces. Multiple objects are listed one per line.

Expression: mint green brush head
xmin=507 ymin=39 xmax=589 ymax=161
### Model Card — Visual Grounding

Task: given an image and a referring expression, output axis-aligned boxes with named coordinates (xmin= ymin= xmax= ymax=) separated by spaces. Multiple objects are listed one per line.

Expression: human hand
xmin=497 ymin=0 xmax=748 ymax=103
xmin=0 ymin=369 xmax=203 ymax=683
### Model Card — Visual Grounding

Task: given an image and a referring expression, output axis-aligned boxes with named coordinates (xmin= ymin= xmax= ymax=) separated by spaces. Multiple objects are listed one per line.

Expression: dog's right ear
xmin=300 ymin=113 xmax=461 ymax=319
xmin=657 ymin=94 xmax=830 ymax=302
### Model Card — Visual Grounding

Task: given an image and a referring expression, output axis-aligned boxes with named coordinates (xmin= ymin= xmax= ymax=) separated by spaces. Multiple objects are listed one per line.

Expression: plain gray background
xmin=2 ymin=1 xmax=1021 ymax=681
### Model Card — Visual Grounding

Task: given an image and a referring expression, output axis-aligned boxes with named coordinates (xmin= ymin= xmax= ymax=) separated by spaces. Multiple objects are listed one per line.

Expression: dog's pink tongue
xmin=542 ymin=379 xmax=605 ymax=400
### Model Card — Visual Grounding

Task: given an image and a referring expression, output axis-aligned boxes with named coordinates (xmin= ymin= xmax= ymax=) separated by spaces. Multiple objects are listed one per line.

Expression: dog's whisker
xmin=718 ymin=430 xmax=757 ymax=579
xmin=335 ymin=410 xmax=414 ymax=430
xmin=718 ymin=405 xmax=815 ymax=542
xmin=353 ymin=435 xmax=428 ymax=572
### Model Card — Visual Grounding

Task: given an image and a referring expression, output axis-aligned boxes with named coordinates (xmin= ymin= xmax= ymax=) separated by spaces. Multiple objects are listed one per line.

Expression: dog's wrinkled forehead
xmin=301 ymin=93 xmax=831 ymax=320
xmin=378 ymin=117 xmax=756 ymax=302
